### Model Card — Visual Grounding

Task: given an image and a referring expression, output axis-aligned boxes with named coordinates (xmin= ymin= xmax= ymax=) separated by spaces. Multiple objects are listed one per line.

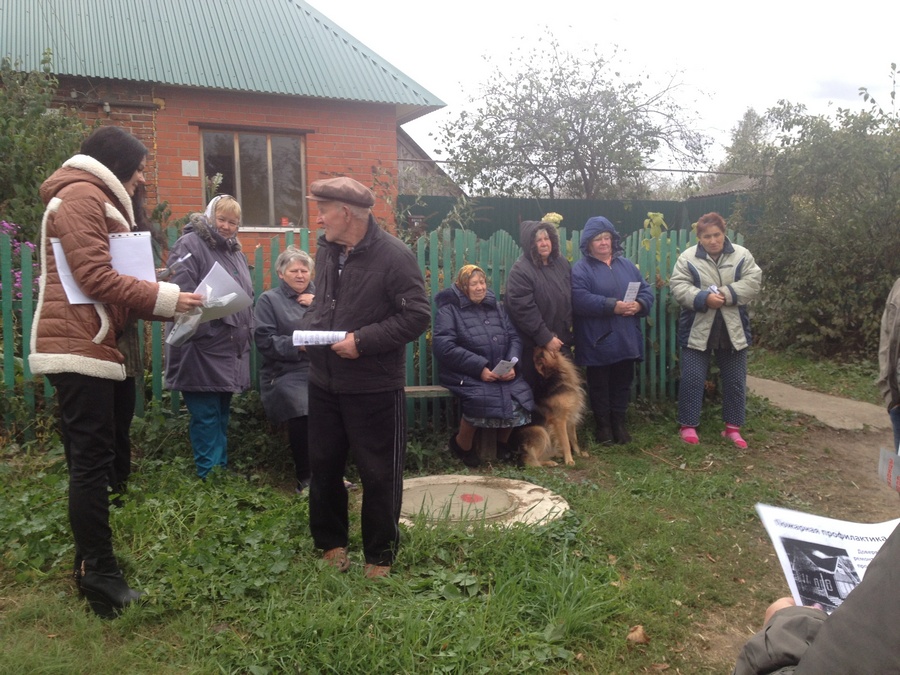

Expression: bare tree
xmin=436 ymin=38 xmax=709 ymax=199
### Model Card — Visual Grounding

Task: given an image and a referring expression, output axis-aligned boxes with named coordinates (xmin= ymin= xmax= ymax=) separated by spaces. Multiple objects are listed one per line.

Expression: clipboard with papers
xmin=52 ymin=231 xmax=156 ymax=305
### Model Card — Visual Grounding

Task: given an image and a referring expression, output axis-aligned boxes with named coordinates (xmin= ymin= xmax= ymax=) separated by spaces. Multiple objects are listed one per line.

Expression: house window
xmin=201 ymin=130 xmax=306 ymax=228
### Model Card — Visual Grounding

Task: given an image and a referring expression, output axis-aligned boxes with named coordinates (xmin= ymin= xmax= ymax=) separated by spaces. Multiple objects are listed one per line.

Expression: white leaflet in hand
xmin=623 ymin=281 xmax=641 ymax=303
xmin=292 ymin=330 xmax=348 ymax=346
xmin=491 ymin=356 xmax=519 ymax=376
xmin=194 ymin=261 xmax=253 ymax=323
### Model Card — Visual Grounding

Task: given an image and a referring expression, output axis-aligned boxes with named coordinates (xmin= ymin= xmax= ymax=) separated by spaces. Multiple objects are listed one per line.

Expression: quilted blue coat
xmin=433 ymin=285 xmax=534 ymax=420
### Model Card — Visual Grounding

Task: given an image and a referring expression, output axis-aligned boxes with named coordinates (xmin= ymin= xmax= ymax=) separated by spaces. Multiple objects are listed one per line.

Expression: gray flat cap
xmin=306 ymin=177 xmax=375 ymax=208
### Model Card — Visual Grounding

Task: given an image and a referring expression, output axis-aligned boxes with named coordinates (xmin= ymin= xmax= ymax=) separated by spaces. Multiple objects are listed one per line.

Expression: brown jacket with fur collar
xmin=29 ymin=155 xmax=181 ymax=381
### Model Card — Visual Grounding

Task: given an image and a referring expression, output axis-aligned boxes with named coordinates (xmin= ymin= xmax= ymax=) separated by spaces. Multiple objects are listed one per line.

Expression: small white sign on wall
xmin=181 ymin=160 xmax=199 ymax=177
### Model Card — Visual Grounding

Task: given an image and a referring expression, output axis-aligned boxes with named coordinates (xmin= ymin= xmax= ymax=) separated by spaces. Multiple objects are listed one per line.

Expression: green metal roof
xmin=1 ymin=0 xmax=444 ymax=123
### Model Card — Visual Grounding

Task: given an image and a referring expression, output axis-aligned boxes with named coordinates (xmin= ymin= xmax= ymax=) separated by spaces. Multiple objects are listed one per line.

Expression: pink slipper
xmin=722 ymin=425 xmax=748 ymax=449
xmin=679 ymin=426 xmax=699 ymax=444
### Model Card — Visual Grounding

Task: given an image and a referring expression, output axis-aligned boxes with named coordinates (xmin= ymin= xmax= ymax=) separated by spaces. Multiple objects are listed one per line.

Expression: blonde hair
xmin=215 ymin=195 xmax=242 ymax=223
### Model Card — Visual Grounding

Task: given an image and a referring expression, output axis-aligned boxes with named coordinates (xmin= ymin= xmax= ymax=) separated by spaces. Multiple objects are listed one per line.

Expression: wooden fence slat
xmin=1 ymin=234 xmax=14 ymax=396
xmin=19 ymin=242 xmax=36 ymax=437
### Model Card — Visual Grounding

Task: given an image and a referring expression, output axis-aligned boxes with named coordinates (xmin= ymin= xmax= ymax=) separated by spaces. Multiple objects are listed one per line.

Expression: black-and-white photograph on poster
xmin=780 ymin=538 xmax=861 ymax=612
xmin=756 ymin=503 xmax=899 ymax=613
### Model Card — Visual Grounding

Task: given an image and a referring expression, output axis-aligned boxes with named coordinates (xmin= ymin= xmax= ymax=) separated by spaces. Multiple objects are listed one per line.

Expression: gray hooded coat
xmin=164 ymin=213 xmax=254 ymax=393
xmin=505 ymin=221 xmax=573 ymax=384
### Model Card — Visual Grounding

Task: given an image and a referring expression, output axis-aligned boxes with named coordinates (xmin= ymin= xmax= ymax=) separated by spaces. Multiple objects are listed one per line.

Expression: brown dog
xmin=519 ymin=347 xmax=587 ymax=467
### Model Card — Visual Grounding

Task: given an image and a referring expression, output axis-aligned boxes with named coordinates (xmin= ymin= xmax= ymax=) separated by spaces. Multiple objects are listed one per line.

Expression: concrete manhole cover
xmin=400 ymin=475 xmax=569 ymax=527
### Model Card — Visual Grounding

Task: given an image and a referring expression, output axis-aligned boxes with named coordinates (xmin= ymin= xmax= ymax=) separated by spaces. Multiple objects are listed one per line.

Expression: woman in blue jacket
xmin=572 ymin=217 xmax=653 ymax=444
xmin=433 ymin=265 xmax=534 ymax=467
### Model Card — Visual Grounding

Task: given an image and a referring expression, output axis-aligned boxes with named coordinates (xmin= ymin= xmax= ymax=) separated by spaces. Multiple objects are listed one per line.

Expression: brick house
xmin=1 ymin=0 xmax=444 ymax=252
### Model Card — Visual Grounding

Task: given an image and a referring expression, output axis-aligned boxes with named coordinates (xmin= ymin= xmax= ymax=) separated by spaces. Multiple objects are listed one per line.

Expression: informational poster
xmin=756 ymin=503 xmax=900 ymax=614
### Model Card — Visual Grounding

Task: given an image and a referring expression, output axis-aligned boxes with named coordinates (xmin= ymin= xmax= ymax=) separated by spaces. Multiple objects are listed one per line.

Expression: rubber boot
xmin=592 ymin=405 xmax=613 ymax=445
xmin=594 ymin=416 xmax=614 ymax=445
xmin=79 ymin=560 xmax=144 ymax=619
xmin=610 ymin=411 xmax=632 ymax=445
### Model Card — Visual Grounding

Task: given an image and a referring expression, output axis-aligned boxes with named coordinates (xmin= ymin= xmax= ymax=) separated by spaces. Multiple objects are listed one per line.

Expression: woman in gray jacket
xmin=505 ymin=220 xmax=573 ymax=389
xmin=670 ymin=212 xmax=761 ymax=449
xmin=254 ymin=247 xmax=315 ymax=492
xmin=164 ymin=196 xmax=254 ymax=478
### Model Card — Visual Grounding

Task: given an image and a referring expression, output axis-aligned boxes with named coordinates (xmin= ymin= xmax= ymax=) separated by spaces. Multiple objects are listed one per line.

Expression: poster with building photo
xmin=756 ymin=503 xmax=900 ymax=614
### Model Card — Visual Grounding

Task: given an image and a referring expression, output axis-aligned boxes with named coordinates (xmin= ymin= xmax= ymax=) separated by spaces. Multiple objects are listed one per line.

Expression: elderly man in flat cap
xmin=301 ymin=176 xmax=430 ymax=579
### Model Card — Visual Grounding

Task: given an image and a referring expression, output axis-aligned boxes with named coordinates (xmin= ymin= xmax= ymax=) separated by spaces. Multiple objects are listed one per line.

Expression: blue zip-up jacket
xmin=572 ymin=217 xmax=654 ymax=366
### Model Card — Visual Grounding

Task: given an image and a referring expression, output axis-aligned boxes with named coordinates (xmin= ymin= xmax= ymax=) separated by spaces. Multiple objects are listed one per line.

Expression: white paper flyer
xmin=755 ymin=503 xmax=899 ymax=614
xmin=292 ymin=330 xmax=348 ymax=346
xmin=623 ymin=281 xmax=641 ymax=303
xmin=491 ymin=357 xmax=519 ymax=376
xmin=194 ymin=261 xmax=253 ymax=323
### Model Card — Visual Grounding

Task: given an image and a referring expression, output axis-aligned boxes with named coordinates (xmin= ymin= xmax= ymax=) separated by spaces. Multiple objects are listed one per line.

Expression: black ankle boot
xmin=610 ymin=412 xmax=631 ymax=444
xmin=449 ymin=434 xmax=481 ymax=468
xmin=496 ymin=440 xmax=518 ymax=463
xmin=79 ymin=562 xmax=144 ymax=619
xmin=594 ymin=419 xmax=614 ymax=445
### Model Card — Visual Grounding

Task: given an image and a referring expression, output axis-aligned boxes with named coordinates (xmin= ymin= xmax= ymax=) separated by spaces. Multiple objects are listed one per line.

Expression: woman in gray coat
xmin=164 ymin=196 xmax=254 ymax=478
xmin=505 ymin=220 xmax=573 ymax=389
xmin=254 ymin=247 xmax=315 ymax=492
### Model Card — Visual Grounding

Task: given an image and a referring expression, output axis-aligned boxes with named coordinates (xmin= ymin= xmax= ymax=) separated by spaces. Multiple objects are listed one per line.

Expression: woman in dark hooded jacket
xmin=572 ymin=217 xmax=653 ymax=444
xmin=505 ymin=220 xmax=573 ymax=389
xmin=433 ymin=265 xmax=534 ymax=467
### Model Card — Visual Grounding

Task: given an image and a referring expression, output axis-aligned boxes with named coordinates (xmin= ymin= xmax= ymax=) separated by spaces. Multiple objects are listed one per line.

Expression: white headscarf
xmin=204 ymin=194 xmax=234 ymax=221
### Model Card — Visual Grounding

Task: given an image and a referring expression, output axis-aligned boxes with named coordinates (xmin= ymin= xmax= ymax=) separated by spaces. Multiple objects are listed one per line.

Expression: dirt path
xmin=695 ymin=380 xmax=898 ymax=672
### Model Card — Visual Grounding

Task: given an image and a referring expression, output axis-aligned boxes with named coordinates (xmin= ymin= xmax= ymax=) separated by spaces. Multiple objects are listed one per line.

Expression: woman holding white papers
xmin=572 ymin=216 xmax=653 ymax=445
xmin=253 ymin=247 xmax=315 ymax=493
xmin=164 ymin=195 xmax=254 ymax=478
xmin=30 ymin=126 xmax=203 ymax=618
xmin=433 ymin=264 xmax=534 ymax=467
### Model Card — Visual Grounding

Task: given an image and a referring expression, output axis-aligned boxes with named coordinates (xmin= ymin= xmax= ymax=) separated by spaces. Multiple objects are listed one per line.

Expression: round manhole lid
xmin=401 ymin=475 xmax=569 ymax=527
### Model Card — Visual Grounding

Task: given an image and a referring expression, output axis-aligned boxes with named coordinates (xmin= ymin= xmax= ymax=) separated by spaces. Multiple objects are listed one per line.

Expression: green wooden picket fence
xmin=1 ymin=226 xmax=741 ymax=435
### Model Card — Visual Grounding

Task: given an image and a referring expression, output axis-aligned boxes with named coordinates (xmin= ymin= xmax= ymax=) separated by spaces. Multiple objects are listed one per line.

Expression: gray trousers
xmin=677 ymin=346 xmax=747 ymax=427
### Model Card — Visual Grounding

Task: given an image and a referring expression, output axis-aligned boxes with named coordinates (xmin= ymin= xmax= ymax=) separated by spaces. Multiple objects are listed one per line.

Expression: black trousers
xmin=49 ymin=372 xmax=119 ymax=569
xmin=286 ymin=415 xmax=310 ymax=485
xmin=308 ymin=383 xmax=406 ymax=566
xmin=111 ymin=376 xmax=136 ymax=494
xmin=586 ymin=360 xmax=636 ymax=418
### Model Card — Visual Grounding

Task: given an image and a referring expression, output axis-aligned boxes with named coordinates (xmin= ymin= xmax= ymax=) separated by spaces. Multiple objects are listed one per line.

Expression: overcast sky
xmin=306 ymin=0 xmax=897 ymax=171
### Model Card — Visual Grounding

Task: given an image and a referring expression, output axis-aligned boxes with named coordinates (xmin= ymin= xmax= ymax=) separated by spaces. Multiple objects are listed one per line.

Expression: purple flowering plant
xmin=0 ymin=220 xmax=40 ymax=300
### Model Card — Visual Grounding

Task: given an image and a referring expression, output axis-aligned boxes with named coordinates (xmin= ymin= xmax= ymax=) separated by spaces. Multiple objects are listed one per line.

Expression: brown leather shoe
xmin=364 ymin=564 xmax=391 ymax=579
xmin=322 ymin=547 xmax=350 ymax=572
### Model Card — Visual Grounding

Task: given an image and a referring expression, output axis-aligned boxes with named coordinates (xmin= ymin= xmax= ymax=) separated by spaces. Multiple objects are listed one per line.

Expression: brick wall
xmin=56 ymin=77 xmax=401 ymax=235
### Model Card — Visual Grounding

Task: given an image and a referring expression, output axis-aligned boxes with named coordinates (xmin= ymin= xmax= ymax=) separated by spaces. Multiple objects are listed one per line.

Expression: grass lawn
xmin=0 ymin=388 xmax=813 ymax=675
xmin=748 ymin=347 xmax=881 ymax=406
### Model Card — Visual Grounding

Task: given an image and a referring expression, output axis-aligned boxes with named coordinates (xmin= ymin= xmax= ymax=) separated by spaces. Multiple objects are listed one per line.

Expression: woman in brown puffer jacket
xmin=30 ymin=126 xmax=202 ymax=618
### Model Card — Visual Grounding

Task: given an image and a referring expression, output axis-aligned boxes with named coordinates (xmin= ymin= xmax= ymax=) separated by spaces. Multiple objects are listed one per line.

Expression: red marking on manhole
xmin=459 ymin=493 xmax=484 ymax=503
